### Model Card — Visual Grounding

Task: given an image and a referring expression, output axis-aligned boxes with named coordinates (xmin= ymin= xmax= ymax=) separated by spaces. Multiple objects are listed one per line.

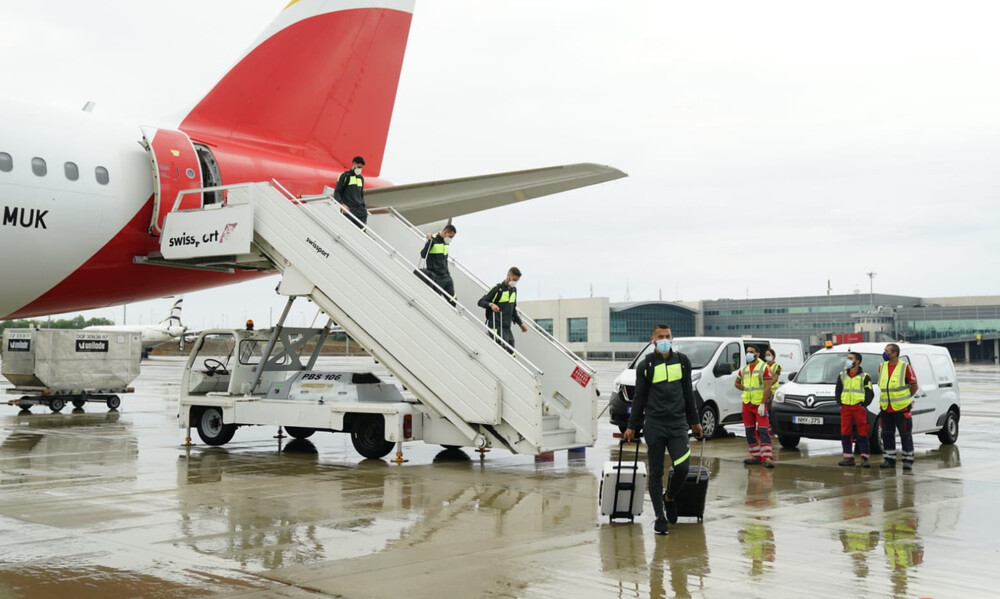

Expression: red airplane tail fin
xmin=180 ymin=0 xmax=414 ymax=175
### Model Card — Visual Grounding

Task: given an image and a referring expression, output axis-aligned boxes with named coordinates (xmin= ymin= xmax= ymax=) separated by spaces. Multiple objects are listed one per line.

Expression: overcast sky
xmin=2 ymin=1 xmax=999 ymax=328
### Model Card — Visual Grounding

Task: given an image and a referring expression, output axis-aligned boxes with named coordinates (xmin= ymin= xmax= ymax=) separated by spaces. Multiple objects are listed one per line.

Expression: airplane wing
xmin=365 ymin=163 xmax=626 ymax=225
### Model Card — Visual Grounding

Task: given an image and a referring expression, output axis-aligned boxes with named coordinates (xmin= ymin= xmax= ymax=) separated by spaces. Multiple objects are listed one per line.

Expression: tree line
xmin=0 ymin=315 xmax=114 ymax=334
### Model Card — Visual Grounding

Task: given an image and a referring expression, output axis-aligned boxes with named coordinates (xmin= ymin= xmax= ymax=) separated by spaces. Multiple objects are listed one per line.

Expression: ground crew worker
xmin=419 ymin=224 xmax=457 ymax=302
xmin=477 ymin=267 xmax=527 ymax=352
xmin=334 ymin=156 xmax=367 ymax=228
xmin=763 ymin=347 xmax=782 ymax=397
xmin=878 ymin=343 xmax=919 ymax=470
xmin=623 ymin=324 xmax=703 ymax=535
xmin=735 ymin=345 xmax=774 ymax=468
xmin=836 ymin=351 xmax=874 ymax=467
xmin=245 ymin=319 xmax=254 ymax=331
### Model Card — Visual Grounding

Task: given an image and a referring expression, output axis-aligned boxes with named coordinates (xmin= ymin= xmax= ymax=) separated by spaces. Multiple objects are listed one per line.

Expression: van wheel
xmin=937 ymin=409 xmax=959 ymax=445
xmin=868 ymin=416 xmax=884 ymax=455
xmin=700 ymin=405 xmax=719 ymax=439
xmin=351 ymin=414 xmax=395 ymax=459
xmin=778 ymin=434 xmax=800 ymax=449
xmin=196 ymin=407 xmax=236 ymax=446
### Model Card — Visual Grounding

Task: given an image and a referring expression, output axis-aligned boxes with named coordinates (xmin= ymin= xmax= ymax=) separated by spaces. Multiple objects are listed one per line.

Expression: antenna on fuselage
xmin=82 ymin=101 xmax=96 ymax=112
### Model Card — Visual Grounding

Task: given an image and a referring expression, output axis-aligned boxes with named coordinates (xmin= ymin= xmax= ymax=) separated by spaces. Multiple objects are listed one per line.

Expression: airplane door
xmin=141 ymin=127 xmax=203 ymax=235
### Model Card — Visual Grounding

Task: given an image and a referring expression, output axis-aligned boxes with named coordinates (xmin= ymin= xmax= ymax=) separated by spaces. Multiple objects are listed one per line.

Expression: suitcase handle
xmin=612 ymin=437 xmax=642 ymax=518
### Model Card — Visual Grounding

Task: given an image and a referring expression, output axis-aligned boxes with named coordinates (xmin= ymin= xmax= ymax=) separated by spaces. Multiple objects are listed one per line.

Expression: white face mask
xmin=354 ymin=167 xmax=362 ymax=175
xmin=507 ymin=279 xmax=517 ymax=288
xmin=443 ymin=235 xmax=452 ymax=244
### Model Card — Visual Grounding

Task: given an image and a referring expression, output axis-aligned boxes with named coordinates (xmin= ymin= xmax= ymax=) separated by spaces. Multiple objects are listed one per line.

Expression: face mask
xmin=507 ymin=279 xmax=517 ymax=288
xmin=443 ymin=236 xmax=452 ymax=244
xmin=882 ymin=352 xmax=891 ymax=361
xmin=655 ymin=339 xmax=672 ymax=353
xmin=846 ymin=358 xmax=855 ymax=368
xmin=764 ymin=355 xmax=773 ymax=362
xmin=354 ymin=167 xmax=362 ymax=175
xmin=746 ymin=352 xmax=756 ymax=363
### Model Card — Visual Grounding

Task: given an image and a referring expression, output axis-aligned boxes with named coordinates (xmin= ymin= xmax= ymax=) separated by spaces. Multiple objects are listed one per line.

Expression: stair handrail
xmin=266 ymin=180 xmax=544 ymax=380
xmin=381 ymin=206 xmax=596 ymax=378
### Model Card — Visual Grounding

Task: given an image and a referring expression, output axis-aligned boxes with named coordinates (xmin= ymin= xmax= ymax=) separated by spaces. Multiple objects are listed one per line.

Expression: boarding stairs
xmin=158 ymin=181 xmax=598 ymax=454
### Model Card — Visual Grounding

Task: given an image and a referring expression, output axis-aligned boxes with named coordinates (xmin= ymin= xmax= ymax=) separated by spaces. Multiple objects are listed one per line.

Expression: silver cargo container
xmin=2 ymin=329 xmax=141 ymax=390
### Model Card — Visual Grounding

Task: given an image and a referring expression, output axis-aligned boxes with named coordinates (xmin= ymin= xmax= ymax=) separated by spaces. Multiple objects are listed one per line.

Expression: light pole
xmin=866 ymin=271 xmax=877 ymax=309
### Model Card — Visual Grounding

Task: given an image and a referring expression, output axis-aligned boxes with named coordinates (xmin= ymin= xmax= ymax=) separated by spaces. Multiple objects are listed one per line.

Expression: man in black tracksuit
xmin=419 ymin=224 xmax=457 ymax=302
xmin=477 ymin=267 xmax=527 ymax=352
xmin=333 ymin=155 xmax=367 ymax=228
xmin=624 ymin=323 xmax=703 ymax=535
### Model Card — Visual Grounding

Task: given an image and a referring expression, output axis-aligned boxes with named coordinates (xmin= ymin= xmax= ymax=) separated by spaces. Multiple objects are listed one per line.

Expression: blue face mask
xmin=882 ymin=352 xmax=891 ymax=361
xmin=656 ymin=339 xmax=672 ymax=353
xmin=746 ymin=352 xmax=756 ymax=363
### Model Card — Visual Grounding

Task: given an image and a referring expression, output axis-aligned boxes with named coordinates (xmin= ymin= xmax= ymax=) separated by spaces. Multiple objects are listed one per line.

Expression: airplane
xmin=84 ymin=298 xmax=187 ymax=359
xmin=0 ymin=1 xmax=625 ymax=321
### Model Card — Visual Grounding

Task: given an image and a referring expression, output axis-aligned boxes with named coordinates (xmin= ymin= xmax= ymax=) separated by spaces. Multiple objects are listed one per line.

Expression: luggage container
xmin=2 ymin=329 xmax=141 ymax=412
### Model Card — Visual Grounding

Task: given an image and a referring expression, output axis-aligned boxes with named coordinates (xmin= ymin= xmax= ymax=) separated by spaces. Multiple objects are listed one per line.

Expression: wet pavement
xmin=0 ymin=358 xmax=997 ymax=598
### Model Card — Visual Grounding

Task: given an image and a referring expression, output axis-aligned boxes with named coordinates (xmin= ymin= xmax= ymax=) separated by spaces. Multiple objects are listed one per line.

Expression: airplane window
xmin=95 ymin=166 xmax=110 ymax=185
xmin=64 ymin=162 xmax=79 ymax=181
xmin=32 ymin=157 xmax=47 ymax=177
xmin=0 ymin=152 xmax=11 ymax=172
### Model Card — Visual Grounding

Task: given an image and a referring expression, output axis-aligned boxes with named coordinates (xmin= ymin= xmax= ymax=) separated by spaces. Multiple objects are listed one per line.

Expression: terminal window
xmin=536 ymin=318 xmax=553 ymax=335
xmin=567 ymin=317 xmax=588 ymax=343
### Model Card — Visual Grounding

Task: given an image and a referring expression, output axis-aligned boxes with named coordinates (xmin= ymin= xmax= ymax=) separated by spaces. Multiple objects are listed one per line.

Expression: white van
xmin=609 ymin=337 xmax=805 ymax=438
xmin=771 ymin=342 xmax=960 ymax=451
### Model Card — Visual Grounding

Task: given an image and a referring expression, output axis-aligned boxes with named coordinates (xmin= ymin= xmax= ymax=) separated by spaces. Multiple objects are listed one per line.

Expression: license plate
xmin=793 ymin=416 xmax=823 ymax=425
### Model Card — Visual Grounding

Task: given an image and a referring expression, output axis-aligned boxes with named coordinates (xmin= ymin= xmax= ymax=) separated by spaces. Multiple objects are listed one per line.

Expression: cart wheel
xmin=72 ymin=399 xmax=87 ymax=409
xmin=49 ymin=398 xmax=66 ymax=412
xmin=284 ymin=426 xmax=315 ymax=440
xmin=106 ymin=396 xmax=121 ymax=410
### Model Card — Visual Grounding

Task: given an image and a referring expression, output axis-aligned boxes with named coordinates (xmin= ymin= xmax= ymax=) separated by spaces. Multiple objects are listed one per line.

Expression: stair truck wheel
xmin=49 ymin=397 xmax=66 ymax=413
xmin=284 ymin=426 xmax=315 ymax=440
xmin=196 ymin=407 xmax=236 ymax=446
xmin=72 ymin=398 xmax=87 ymax=408
xmin=351 ymin=414 xmax=395 ymax=459
xmin=106 ymin=395 xmax=121 ymax=410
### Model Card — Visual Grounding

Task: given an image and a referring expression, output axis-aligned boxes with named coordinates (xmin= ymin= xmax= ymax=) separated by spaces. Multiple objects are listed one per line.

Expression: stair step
xmin=542 ymin=414 xmax=561 ymax=431
xmin=541 ymin=428 xmax=577 ymax=448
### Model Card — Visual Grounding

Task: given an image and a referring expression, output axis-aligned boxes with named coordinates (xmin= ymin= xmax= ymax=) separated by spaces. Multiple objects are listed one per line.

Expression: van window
xmin=929 ymin=353 xmax=955 ymax=383
xmin=629 ymin=343 xmax=655 ymax=368
xmin=724 ymin=342 xmax=741 ymax=373
xmin=904 ymin=353 xmax=934 ymax=388
xmin=0 ymin=152 xmax=11 ymax=172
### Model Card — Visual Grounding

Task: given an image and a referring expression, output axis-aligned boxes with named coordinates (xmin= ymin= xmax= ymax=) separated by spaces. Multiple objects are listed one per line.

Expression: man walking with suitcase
xmin=624 ymin=324 xmax=703 ymax=535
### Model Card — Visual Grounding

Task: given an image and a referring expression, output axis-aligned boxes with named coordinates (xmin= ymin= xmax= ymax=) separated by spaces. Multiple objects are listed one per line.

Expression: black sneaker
xmin=654 ymin=517 xmax=669 ymax=535
xmin=744 ymin=457 xmax=762 ymax=465
xmin=763 ymin=460 xmax=775 ymax=469
xmin=902 ymin=462 xmax=913 ymax=471
xmin=664 ymin=499 xmax=678 ymax=524
xmin=879 ymin=460 xmax=896 ymax=469
xmin=861 ymin=458 xmax=871 ymax=469
xmin=838 ymin=459 xmax=856 ymax=467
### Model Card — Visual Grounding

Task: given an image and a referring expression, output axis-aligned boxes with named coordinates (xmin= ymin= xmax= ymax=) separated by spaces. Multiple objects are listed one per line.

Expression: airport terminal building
xmin=520 ymin=293 xmax=1000 ymax=362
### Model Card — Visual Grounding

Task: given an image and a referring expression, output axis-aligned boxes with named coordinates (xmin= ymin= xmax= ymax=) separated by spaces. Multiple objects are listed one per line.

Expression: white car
xmin=609 ymin=337 xmax=804 ymax=437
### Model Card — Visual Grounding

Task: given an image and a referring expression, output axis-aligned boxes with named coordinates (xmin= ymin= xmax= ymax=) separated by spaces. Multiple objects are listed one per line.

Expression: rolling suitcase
xmin=670 ymin=435 xmax=709 ymax=522
xmin=600 ymin=439 xmax=646 ymax=522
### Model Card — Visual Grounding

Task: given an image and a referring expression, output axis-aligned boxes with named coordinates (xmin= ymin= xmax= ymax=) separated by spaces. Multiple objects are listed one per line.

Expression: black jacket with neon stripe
xmin=477 ymin=282 xmax=522 ymax=330
xmin=628 ymin=350 xmax=698 ymax=431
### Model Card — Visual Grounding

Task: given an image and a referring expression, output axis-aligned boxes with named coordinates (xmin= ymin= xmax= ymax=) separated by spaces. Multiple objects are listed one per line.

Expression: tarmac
xmin=0 ymin=356 xmax=997 ymax=599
